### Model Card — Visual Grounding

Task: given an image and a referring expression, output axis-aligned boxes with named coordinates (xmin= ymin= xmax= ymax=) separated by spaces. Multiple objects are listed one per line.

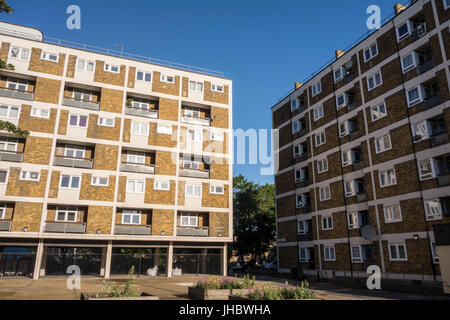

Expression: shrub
xmin=246 ymin=281 xmax=316 ymax=300
xmin=194 ymin=274 xmax=256 ymax=290
xmin=97 ymin=266 xmax=141 ymax=298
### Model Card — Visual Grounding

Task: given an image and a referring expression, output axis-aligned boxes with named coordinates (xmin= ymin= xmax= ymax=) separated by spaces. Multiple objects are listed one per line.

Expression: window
xmin=344 ymin=180 xmax=357 ymax=197
xmin=299 ymin=248 xmax=311 ymax=262
xmin=389 ymin=244 xmax=407 ymax=261
xmin=180 ymin=213 xmax=198 ymax=227
xmin=136 ymin=70 xmax=152 ymax=82
xmin=0 ymin=170 xmax=8 ymax=184
xmin=374 ymin=134 xmax=392 ymax=153
xmin=339 ymin=121 xmax=355 ymax=137
xmin=126 ymin=179 xmax=145 ymax=193
xmin=295 ymin=168 xmax=307 ymax=182
xmin=334 ymin=67 xmax=343 ymax=82
xmin=364 ymin=43 xmax=378 ymax=62
xmin=154 ymin=181 xmax=170 ymax=191
xmin=189 ymin=81 xmax=203 ymax=92
xmin=367 ymin=72 xmax=382 ymax=91
xmin=56 ymin=207 xmax=77 ymax=222
xmin=0 ymin=205 xmax=5 ymax=219
xmin=20 ymin=171 xmax=40 ymax=181
xmin=313 ymin=105 xmax=324 ymax=121
xmin=351 ymin=246 xmax=362 ymax=263
xmin=379 ymin=169 xmax=397 ymax=187
xmin=291 ymin=98 xmax=300 ymax=111
xmin=324 ymin=247 xmax=336 ymax=261
xmin=69 ymin=114 xmax=88 ymax=128
xmin=30 ymin=108 xmax=50 ymax=119
xmin=296 ymin=194 xmax=308 ymax=208
xmin=131 ymin=122 xmax=149 ymax=136
xmin=210 ymin=132 xmax=224 ymax=142
xmin=317 ymin=158 xmax=328 ymax=174
xmin=122 ymin=210 xmax=141 ymax=225
xmin=311 ymin=82 xmax=322 ymax=97
xmin=0 ymin=138 xmax=18 ymax=152
xmin=292 ymin=120 xmax=300 ymax=134
xmin=41 ymin=51 xmax=59 ymax=62
xmin=157 ymin=125 xmax=172 ymax=135
xmin=188 ymin=130 xmax=203 ymax=142
xmin=0 ymin=105 xmax=20 ymax=119
xmin=370 ymin=103 xmax=387 ymax=121
xmin=8 ymin=46 xmax=30 ymax=61
xmin=98 ymin=117 xmax=114 ymax=127
xmin=60 ymin=175 xmax=81 ymax=189
xmin=336 ymin=93 xmax=349 ymax=109
xmin=397 ymin=20 xmax=413 ymax=42
xmin=384 ymin=205 xmax=402 ymax=223
xmin=76 ymin=59 xmax=95 ymax=72
xmin=6 ymin=79 xmax=28 ymax=91
xmin=401 ymin=52 xmax=418 ymax=73
xmin=347 ymin=212 xmax=360 ymax=229
xmin=418 ymin=159 xmax=435 ymax=180
xmin=341 ymin=150 xmax=360 ymax=167
xmin=445 ymin=0 xmax=450 ymax=9
xmin=293 ymin=144 xmax=303 ymax=158
xmin=130 ymin=98 xmax=150 ymax=109
xmin=431 ymin=242 xmax=439 ymax=263
xmin=186 ymin=185 xmax=202 ymax=197
xmin=64 ymin=145 xmax=85 ymax=159
xmin=183 ymin=159 xmax=200 ymax=170
xmin=211 ymin=84 xmax=224 ymax=92
xmin=160 ymin=74 xmax=175 ymax=83
xmin=315 ymin=131 xmax=326 ymax=146
xmin=72 ymin=89 xmax=92 ymax=102
xmin=104 ymin=64 xmax=120 ymax=73
xmin=406 ymin=86 xmax=424 ymax=107
xmin=184 ymin=107 xmax=201 ymax=118
xmin=322 ymin=216 xmax=333 ymax=230
xmin=411 ymin=121 xmax=429 ymax=141
xmin=127 ymin=151 xmax=145 ymax=164
xmin=424 ymin=199 xmax=442 ymax=220
xmin=298 ymin=221 xmax=309 ymax=234
xmin=319 ymin=186 xmax=331 ymax=201
xmin=91 ymin=176 xmax=109 ymax=187
xmin=210 ymin=185 xmax=224 ymax=194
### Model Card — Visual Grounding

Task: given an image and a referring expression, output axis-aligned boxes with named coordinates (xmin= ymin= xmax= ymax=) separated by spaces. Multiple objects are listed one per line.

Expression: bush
xmin=97 ymin=266 xmax=141 ymax=298
xmin=194 ymin=274 xmax=256 ymax=290
xmin=246 ymin=281 xmax=316 ymax=300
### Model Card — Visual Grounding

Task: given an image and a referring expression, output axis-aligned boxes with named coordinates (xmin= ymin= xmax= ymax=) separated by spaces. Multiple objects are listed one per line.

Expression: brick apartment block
xmin=0 ymin=21 xmax=232 ymax=278
xmin=272 ymin=0 xmax=450 ymax=282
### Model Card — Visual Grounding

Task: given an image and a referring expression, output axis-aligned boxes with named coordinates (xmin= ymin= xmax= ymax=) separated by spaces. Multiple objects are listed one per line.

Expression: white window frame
xmin=64 ymin=145 xmax=85 ymax=159
xmin=292 ymin=120 xmax=300 ymax=134
xmin=315 ymin=131 xmax=326 ymax=147
xmin=319 ymin=186 xmax=331 ymax=201
xmin=445 ymin=0 xmax=450 ymax=9
xmin=401 ymin=52 xmax=419 ymax=73
xmin=295 ymin=168 xmax=307 ymax=183
xmin=185 ymin=185 xmax=202 ymax=198
xmin=291 ymin=98 xmax=300 ymax=112
xmin=0 ymin=138 xmax=18 ymax=152
xmin=363 ymin=43 xmax=378 ymax=62
xmin=127 ymin=151 xmax=145 ymax=165
xmin=126 ymin=179 xmax=145 ymax=193
xmin=0 ymin=104 xmax=20 ymax=119
xmin=180 ymin=212 xmax=199 ymax=227
xmin=210 ymin=131 xmax=224 ymax=142
xmin=187 ymin=129 xmax=203 ymax=143
xmin=76 ymin=59 xmax=95 ymax=72
xmin=182 ymin=159 xmax=200 ymax=170
xmin=72 ymin=89 xmax=92 ymax=102
xmin=19 ymin=171 xmax=40 ymax=182
xmin=406 ymin=86 xmax=425 ymax=107
xmin=131 ymin=121 xmax=149 ymax=136
xmin=339 ymin=120 xmax=350 ymax=138
xmin=298 ymin=220 xmax=309 ymax=234
xmin=68 ymin=114 xmax=88 ymax=128
xmin=311 ymin=82 xmax=322 ymax=97
xmin=388 ymin=243 xmax=408 ymax=261
xmin=293 ymin=144 xmax=302 ymax=158
xmin=370 ymin=103 xmax=387 ymax=122
xmin=351 ymin=246 xmax=363 ymax=263
xmin=122 ymin=210 xmax=142 ymax=225
xmin=210 ymin=185 xmax=224 ymax=195
xmin=336 ymin=93 xmax=349 ymax=109
xmin=367 ymin=71 xmax=383 ymax=91
xmin=396 ymin=20 xmax=414 ymax=42
xmin=424 ymin=199 xmax=443 ymax=221
xmin=55 ymin=207 xmax=77 ymax=222
xmin=136 ymin=70 xmax=152 ymax=83
xmin=0 ymin=205 xmax=5 ymax=219
xmin=91 ymin=176 xmax=109 ymax=187
xmin=296 ymin=194 xmax=307 ymax=208
xmin=411 ymin=121 xmax=430 ymax=142
xmin=347 ymin=212 xmax=360 ymax=229
xmin=379 ymin=169 xmax=397 ymax=188
xmin=189 ymin=81 xmax=203 ymax=92
xmin=154 ymin=180 xmax=170 ymax=191
xmin=40 ymin=51 xmax=59 ymax=63
xmin=431 ymin=241 xmax=439 ymax=264
xmin=384 ymin=205 xmax=402 ymax=223
xmin=317 ymin=158 xmax=328 ymax=174
xmin=211 ymin=84 xmax=224 ymax=93
xmin=334 ymin=67 xmax=343 ymax=82
xmin=418 ymin=158 xmax=436 ymax=180
xmin=0 ymin=169 xmax=8 ymax=184
xmin=98 ymin=117 xmax=115 ymax=127
xmin=341 ymin=150 xmax=357 ymax=167
xmin=160 ymin=74 xmax=175 ymax=84
xmin=313 ymin=105 xmax=324 ymax=121
xmin=374 ymin=134 xmax=392 ymax=154
xmin=324 ymin=247 xmax=336 ymax=261
xmin=59 ymin=175 xmax=81 ymax=189
xmin=321 ymin=216 xmax=333 ymax=230
xmin=6 ymin=79 xmax=28 ymax=92
xmin=8 ymin=46 xmax=30 ymax=61
xmin=30 ymin=107 xmax=50 ymax=119
xmin=344 ymin=180 xmax=358 ymax=197
xmin=104 ymin=63 xmax=120 ymax=73
xmin=299 ymin=248 xmax=311 ymax=262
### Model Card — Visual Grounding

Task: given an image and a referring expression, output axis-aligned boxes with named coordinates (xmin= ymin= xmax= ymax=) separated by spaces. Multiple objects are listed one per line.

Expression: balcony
xmin=417 ymin=59 xmax=434 ymax=75
xmin=181 ymin=115 xmax=211 ymax=127
xmin=438 ymin=169 xmax=450 ymax=187
xmin=44 ymin=222 xmax=86 ymax=234
xmin=431 ymin=131 xmax=449 ymax=147
xmin=125 ymin=106 xmax=158 ymax=119
xmin=0 ymin=151 xmax=23 ymax=163
xmin=349 ymin=130 xmax=361 ymax=141
xmin=343 ymin=73 xmax=354 ymax=85
xmin=412 ymin=23 xmax=427 ymax=41
xmin=63 ymin=97 xmax=100 ymax=111
xmin=0 ymin=220 xmax=12 ymax=232
xmin=352 ymin=161 xmax=364 ymax=171
xmin=54 ymin=156 xmax=93 ymax=169
xmin=357 ymin=193 xmax=368 ymax=203
xmin=297 ymin=153 xmax=309 ymax=163
xmin=114 ymin=224 xmax=152 ymax=236
xmin=298 ymin=233 xmax=313 ymax=241
xmin=296 ymin=179 xmax=310 ymax=188
xmin=297 ymin=128 xmax=307 ymax=138
xmin=300 ymin=261 xmax=316 ymax=270
xmin=0 ymin=87 xmax=34 ymax=101
xmin=423 ymin=95 xmax=441 ymax=110
xmin=120 ymin=162 xmax=155 ymax=174
xmin=176 ymin=227 xmax=209 ymax=237
xmin=179 ymin=168 xmax=210 ymax=179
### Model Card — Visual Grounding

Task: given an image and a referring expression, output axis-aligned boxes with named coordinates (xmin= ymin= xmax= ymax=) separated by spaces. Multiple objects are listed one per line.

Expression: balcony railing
xmin=114 ymin=224 xmax=152 ymax=236
xmin=300 ymin=261 xmax=316 ymax=270
xmin=296 ymin=179 xmax=310 ymax=188
xmin=349 ymin=130 xmax=361 ymax=141
xmin=125 ymin=106 xmax=158 ymax=119
xmin=181 ymin=115 xmax=211 ymax=126
xmin=179 ymin=168 xmax=210 ymax=179
xmin=297 ymin=128 xmax=307 ymax=138
xmin=423 ymin=95 xmax=441 ymax=110
xmin=343 ymin=73 xmax=354 ymax=85
xmin=54 ymin=156 xmax=93 ymax=169
xmin=417 ymin=59 xmax=434 ymax=75
xmin=352 ymin=161 xmax=364 ymax=171
xmin=44 ymin=222 xmax=86 ymax=234
xmin=63 ymin=97 xmax=100 ymax=111
xmin=412 ymin=24 xmax=427 ymax=41
xmin=0 ymin=151 xmax=23 ymax=163
xmin=297 ymin=153 xmax=309 ymax=163
xmin=120 ymin=162 xmax=155 ymax=174
xmin=298 ymin=233 xmax=313 ymax=241
xmin=0 ymin=87 xmax=34 ymax=101
xmin=430 ymin=131 xmax=448 ymax=147
xmin=438 ymin=170 xmax=450 ymax=187
xmin=0 ymin=220 xmax=12 ymax=232
xmin=357 ymin=193 xmax=368 ymax=203
xmin=297 ymin=205 xmax=312 ymax=213
xmin=176 ymin=226 xmax=209 ymax=237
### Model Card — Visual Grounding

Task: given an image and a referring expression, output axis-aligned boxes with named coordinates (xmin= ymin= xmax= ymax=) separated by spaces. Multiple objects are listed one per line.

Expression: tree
xmin=233 ymin=175 xmax=276 ymax=262
xmin=0 ymin=0 xmax=13 ymax=14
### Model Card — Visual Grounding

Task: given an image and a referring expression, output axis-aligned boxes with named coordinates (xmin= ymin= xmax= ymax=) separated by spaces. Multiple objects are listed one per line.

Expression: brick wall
xmin=152 ymin=209 xmax=174 ymax=236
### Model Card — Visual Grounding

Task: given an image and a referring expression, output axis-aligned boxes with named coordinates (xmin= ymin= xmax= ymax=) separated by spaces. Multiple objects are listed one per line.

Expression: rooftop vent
xmin=394 ymin=3 xmax=408 ymax=15
xmin=335 ymin=50 xmax=346 ymax=59
xmin=295 ymin=82 xmax=303 ymax=89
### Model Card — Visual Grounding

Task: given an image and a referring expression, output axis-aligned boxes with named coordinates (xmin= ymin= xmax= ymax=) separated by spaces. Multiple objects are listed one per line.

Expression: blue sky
xmin=2 ymin=0 xmax=400 ymax=185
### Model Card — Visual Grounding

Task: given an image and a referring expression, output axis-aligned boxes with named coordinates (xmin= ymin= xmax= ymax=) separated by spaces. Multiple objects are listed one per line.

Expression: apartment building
xmin=272 ymin=0 xmax=449 ymax=282
xmin=0 ymin=21 xmax=232 ymax=278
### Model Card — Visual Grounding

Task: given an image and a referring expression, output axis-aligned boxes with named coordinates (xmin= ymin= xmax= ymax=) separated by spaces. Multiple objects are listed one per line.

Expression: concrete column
xmin=100 ymin=247 xmax=107 ymax=277
xmin=33 ymin=240 xmax=44 ymax=280
xmin=154 ymin=248 xmax=160 ymax=269
xmin=201 ymin=248 xmax=207 ymax=274
xmin=222 ymin=244 xmax=228 ymax=276
xmin=104 ymin=241 xmax=113 ymax=279
xmin=167 ymin=242 xmax=173 ymax=278
xmin=39 ymin=246 xmax=48 ymax=277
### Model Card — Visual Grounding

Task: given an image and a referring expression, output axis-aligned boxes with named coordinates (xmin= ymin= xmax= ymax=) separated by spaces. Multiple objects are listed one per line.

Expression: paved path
xmin=0 ymin=275 xmax=448 ymax=300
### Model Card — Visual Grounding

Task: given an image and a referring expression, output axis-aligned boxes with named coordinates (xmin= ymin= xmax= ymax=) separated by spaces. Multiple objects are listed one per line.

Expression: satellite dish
xmin=361 ymin=225 xmax=376 ymax=241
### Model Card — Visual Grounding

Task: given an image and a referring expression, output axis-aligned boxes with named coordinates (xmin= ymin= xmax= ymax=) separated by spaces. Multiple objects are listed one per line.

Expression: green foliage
xmin=194 ymin=274 xmax=256 ymax=290
xmin=97 ymin=266 xmax=141 ymax=298
xmin=0 ymin=120 xmax=29 ymax=138
xmin=233 ymin=175 xmax=276 ymax=260
xmin=246 ymin=281 xmax=316 ymax=300
xmin=0 ymin=59 xmax=15 ymax=71
xmin=0 ymin=0 xmax=13 ymax=14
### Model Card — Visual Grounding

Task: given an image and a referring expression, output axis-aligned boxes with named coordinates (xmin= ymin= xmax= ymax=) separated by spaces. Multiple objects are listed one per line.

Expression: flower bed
xmin=188 ymin=275 xmax=256 ymax=300
xmin=231 ymin=281 xmax=319 ymax=300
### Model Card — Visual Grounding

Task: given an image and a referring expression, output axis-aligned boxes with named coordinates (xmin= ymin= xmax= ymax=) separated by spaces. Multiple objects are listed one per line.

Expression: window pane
xmin=67 ymin=212 xmax=76 ymax=222
xmin=61 ymin=176 xmax=70 ymax=187
xmin=132 ymin=215 xmax=140 ymax=224
xmin=398 ymin=245 xmax=406 ymax=259
xmin=71 ymin=176 xmax=80 ymax=188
